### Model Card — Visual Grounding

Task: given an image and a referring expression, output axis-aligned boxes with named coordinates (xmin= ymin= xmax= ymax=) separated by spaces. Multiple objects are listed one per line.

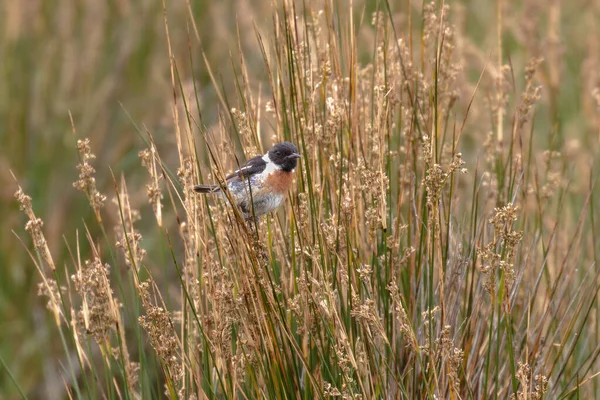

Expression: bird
xmin=193 ymin=142 xmax=301 ymax=221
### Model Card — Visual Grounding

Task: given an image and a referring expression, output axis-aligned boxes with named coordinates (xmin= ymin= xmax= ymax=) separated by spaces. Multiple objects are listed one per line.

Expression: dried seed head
xmin=478 ymin=203 xmax=523 ymax=294
xmin=139 ymin=147 xmax=163 ymax=227
xmin=15 ymin=186 xmax=56 ymax=273
xmin=71 ymin=258 xmax=118 ymax=343
xmin=512 ymin=362 xmax=549 ymax=400
xmin=138 ymin=281 xmax=182 ymax=382
xmin=73 ymin=138 xmax=106 ymax=222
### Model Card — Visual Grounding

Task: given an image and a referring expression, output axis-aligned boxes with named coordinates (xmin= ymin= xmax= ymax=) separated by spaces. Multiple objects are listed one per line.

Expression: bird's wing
xmin=225 ymin=155 xmax=267 ymax=182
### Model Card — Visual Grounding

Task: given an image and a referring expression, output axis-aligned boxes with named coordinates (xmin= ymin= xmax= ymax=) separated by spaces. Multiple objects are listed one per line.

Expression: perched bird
xmin=193 ymin=142 xmax=301 ymax=221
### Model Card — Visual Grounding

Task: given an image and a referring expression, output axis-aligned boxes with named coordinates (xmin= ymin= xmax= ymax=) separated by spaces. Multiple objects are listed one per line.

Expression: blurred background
xmin=2 ymin=0 xmax=600 ymax=398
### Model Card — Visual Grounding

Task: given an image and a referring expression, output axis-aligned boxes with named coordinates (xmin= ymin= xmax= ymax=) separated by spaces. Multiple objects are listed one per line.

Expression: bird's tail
xmin=193 ymin=184 xmax=221 ymax=194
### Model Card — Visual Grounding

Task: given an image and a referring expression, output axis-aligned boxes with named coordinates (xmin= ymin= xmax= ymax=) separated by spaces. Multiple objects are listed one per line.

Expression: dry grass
xmin=5 ymin=0 xmax=600 ymax=399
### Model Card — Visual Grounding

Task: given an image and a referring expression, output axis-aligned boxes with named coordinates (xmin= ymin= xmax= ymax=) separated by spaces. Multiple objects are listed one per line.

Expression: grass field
xmin=3 ymin=0 xmax=600 ymax=398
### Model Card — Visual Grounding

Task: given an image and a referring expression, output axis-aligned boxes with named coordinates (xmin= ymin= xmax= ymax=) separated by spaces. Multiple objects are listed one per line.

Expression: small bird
xmin=194 ymin=142 xmax=301 ymax=221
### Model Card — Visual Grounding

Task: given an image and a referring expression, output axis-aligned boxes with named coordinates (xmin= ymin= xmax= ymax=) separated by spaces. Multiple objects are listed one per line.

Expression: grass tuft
xmin=6 ymin=0 xmax=600 ymax=399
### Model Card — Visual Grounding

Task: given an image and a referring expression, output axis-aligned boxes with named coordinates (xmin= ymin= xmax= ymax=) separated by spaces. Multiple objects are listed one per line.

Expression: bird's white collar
xmin=262 ymin=153 xmax=282 ymax=174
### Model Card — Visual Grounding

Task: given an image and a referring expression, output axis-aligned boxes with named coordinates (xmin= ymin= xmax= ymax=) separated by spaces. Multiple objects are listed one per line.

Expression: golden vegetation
xmin=6 ymin=0 xmax=600 ymax=398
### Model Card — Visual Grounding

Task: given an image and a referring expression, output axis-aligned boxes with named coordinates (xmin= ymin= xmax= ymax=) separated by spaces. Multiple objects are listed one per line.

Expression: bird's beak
xmin=290 ymin=153 xmax=302 ymax=159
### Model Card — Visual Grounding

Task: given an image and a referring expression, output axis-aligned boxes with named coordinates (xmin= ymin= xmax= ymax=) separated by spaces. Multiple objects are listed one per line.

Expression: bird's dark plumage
xmin=192 ymin=184 xmax=220 ymax=194
xmin=225 ymin=155 xmax=268 ymax=181
xmin=193 ymin=156 xmax=268 ymax=194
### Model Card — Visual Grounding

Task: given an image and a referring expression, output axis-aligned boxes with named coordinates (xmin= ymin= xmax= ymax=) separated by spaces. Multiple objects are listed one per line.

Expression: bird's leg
xmin=245 ymin=216 xmax=260 ymax=238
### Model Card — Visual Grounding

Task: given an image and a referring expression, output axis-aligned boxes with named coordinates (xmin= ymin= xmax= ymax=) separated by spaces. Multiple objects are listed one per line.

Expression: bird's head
xmin=268 ymin=142 xmax=301 ymax=172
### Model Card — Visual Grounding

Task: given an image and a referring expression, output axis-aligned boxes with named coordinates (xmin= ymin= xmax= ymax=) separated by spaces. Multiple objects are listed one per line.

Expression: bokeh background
xmin=2 ymin=0 xmax=600 ymax=398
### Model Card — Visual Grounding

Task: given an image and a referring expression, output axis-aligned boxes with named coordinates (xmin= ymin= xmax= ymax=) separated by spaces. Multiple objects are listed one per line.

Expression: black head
xmin=268 ymin=142 xmax=301 ymax=171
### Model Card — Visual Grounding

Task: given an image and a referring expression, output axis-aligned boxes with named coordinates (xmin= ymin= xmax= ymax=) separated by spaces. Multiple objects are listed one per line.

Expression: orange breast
xmin=264 ymin=170 xmax=294 ymax=194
